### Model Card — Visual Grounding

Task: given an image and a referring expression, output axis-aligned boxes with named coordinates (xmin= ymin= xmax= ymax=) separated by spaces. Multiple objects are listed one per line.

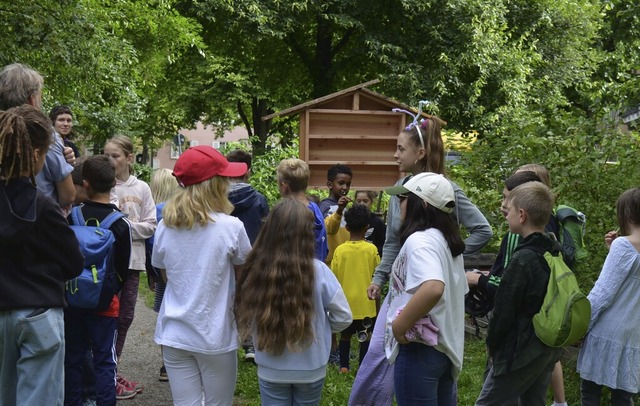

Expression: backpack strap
xmin=70 ymin=205 xmax=86 ymax=226
xmin=98 ymin=211 xmax=125 ymax=230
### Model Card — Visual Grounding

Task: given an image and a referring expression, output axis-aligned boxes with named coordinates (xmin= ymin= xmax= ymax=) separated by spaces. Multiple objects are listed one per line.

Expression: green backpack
xmin=555 ymin=205 xmax=588 ymax=269
xmin=530 ymin=247 xmax=591 ymax=347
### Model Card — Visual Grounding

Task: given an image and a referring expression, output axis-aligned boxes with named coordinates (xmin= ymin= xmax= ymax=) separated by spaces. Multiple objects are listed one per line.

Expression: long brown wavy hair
xmin=234 ymin=197 xmax=316 ymax=355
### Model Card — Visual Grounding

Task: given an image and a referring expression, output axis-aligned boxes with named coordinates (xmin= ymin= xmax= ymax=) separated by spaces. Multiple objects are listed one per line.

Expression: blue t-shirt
xmin=308 ymin=202 xmax=328 ymax=262
xmin=35 ymin=131 xmax=73 ymax=202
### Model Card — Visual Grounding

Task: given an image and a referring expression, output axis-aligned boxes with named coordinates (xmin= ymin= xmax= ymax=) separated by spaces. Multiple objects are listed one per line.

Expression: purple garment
xmin=348 ymin=296 xmax=394 ymax=406
xmin=393 ymin=308 xmax=439 ymax=346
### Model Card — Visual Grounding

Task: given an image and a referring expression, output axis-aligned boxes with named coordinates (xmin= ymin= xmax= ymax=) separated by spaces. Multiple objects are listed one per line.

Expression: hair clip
xmin=392 ymin=100 xmax=430 ymax=149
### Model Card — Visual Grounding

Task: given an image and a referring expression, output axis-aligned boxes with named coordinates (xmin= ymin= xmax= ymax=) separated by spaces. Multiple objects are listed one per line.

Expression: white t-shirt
xmin=384 ymin=228 xmax=468 ymax=378
xmin=152 ymin=212 xmax=251 ymax=355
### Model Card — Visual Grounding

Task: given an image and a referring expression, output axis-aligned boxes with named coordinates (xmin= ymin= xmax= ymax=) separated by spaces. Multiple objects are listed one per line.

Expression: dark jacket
xmin=479 ymin=216 xmax=560 ymax=302
xmin=0 ymin=178 xmax=83 ymax=310
xmin=486 ymin=232 xmax=559 ymax=375
xmin=228 ymin=182 xmax=269 ymax=245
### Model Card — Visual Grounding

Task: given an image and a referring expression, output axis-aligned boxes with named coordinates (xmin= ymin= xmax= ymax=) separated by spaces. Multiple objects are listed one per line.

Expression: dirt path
xmin=116 ymin=297 xmax=172 ymax=405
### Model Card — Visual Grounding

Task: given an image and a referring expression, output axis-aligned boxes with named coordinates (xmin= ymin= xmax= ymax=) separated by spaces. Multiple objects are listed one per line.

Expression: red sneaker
xmin=115 ymin=381 xmax=136 ymax=400
xmin=117 ymin=374 xmax=143 ymax=394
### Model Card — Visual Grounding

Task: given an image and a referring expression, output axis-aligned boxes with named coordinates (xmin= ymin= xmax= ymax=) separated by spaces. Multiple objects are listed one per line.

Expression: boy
xmin=319 ymin=164 xmax=353 ymax=265
xmin=466 ymin=170 xmax=543 ymax=301
xmin=64 ymin=155 xmax=134 ymax=403
xmin=475 ymin=182 xmax=561 ymax=405
xmin=331 ymin=204 xmax=380 ymax=373
xmin=276 ymin=158 xmax=328 ymax=261
xmin=226 ymin=149 xmax=269 ymax=362
xmin=226 ymin=149 xmax=269 ymax=245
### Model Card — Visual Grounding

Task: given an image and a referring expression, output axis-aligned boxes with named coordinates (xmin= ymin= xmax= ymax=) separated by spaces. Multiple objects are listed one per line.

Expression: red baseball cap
xmin=173 ymin=146 xmax=247 ymax=186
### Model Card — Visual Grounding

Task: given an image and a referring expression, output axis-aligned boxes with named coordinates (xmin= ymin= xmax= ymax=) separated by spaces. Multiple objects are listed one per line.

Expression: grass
xmin=138 ymin=273 xmax=639 ymax=405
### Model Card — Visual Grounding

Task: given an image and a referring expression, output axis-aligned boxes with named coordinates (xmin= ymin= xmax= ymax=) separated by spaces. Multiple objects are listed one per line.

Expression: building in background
xmin=154 ymin=122 xmax=250 ymax=169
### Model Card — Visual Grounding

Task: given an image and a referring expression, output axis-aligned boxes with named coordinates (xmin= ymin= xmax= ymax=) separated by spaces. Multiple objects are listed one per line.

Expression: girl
xmin=384 ymin=173 xmax=467 ymax=405
xmin=350 ymin=113 xmax=493 ymax=405
xmin=577 ymin=188 xmax=640 ymax=405
xmin=148 ymin=168 xmax=180 ymax=382
xmin=152 ymin=146 xmax=251 ymax=406
xmin=104 ymin=135 xmax=157 ymax=393
xmin=0 ymin=105 xmax=84 ymax=405
xmin=235 ymin=198 xmax=352 ymax=405
xmin=354 ymin=190 xmax=386 ymax=257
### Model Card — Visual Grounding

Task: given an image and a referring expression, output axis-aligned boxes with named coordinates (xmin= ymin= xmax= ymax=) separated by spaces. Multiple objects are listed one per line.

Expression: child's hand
xmin=367 ymin=283 xmax=381 ymax=300
xmin=391 ymin=320 xmax=410 ymax=345
xmin=604 ymin=230 xmax=618 ymax=250
xmin=336 ymin=195 xmax=352 ymax=215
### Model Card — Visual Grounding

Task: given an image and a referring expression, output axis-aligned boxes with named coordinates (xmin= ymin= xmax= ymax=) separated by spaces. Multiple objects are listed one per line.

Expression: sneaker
xmin=117 ymin=374 xmax=143 ymax=394
xmin=328 ymin=350 xmax=340 ymax=365
xmin=115 ymin=381 xmax=136 ymax=400
xmin=339 ymin=367 xmax=350 ymax=374
xmin=244 ymin=346 xmax=256 ymax=362
xmin=159 ymin=365 xmax=169 ymax=382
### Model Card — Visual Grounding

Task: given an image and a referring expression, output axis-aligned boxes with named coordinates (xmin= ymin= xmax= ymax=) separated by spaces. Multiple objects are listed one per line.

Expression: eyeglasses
xmin=356 ymin=317 xmax=373 ymax=343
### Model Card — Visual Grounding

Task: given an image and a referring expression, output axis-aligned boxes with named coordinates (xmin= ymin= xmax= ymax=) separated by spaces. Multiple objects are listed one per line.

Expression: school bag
xmin=555 ymin=205 xmax=588 ymax=269
xmin=529 ymin=245 xmax=591 ymax=347
xmin=66 ymin=206 xmax=126 ymax=311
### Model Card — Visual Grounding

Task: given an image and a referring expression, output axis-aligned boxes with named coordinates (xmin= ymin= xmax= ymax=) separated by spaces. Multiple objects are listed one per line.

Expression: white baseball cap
xmin=385 ymin=172 xmax=455 ymax=213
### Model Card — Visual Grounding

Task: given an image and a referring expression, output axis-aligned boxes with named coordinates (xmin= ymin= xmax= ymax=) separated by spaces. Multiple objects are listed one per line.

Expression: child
xmin=148 ymin=168 xmax=180 ymax=381
xmin=71 ymin=156 xmax=88 ymax=205
xmin=104 ymin=135 xmax=157 ymax=393
xmin=319 ymin=164 xmax=353 ymax=265
xmin=0 ymin=105 xmax=84 ymax=405
xmin=469 ymin=164 xmax=567 ymax=406
xmin=226 ymin=149 xmax=269 ymax=362
xmin=152 ymin=146 xmax=251 ymax=405
xmin=354 ymin=190 xmax=387 ymax=257
xmin=235 ymin=198 xmax=352 ymax=404
xmin=64 ymin=155 xmax=133 ymax=403
xmin=276 ymin=158 xmax=328 ymax=261
xmin=384 ymin=173 xmax=467 ymax=405
xmin=476 ymin=182 xmax=561 ymax=405
xmin=576 ymin=187 xmax=640 ymax=404
xmin=226 ymin=149 xmax=270 ymax=245
xmin=331 ymin=204 xmax=380 ymax=373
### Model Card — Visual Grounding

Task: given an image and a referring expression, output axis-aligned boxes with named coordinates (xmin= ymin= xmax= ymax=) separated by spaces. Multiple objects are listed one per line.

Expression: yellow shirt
xmin=324 ymin=212 xmax=350 ymax=265
xmin=331 ymin=240 xmax=380 ymax=319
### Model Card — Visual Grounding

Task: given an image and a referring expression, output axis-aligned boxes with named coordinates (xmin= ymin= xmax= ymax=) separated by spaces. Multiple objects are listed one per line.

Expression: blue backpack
xmin=66 ymin=206 xmax=126 ymax=311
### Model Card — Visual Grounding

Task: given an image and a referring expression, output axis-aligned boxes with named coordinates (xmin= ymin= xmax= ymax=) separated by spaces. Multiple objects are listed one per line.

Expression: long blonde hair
xmin=235 ymin=198 xmax=316 ymax=355
xmin=151 ymin=168 xmax=179 ymax=204
xmin=162 ymin=176 xmax=233 ymax=229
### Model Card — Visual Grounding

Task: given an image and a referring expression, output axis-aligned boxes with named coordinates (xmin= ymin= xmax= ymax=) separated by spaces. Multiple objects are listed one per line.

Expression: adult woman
xmin=349 ymin=113 xmax=493 ymax=405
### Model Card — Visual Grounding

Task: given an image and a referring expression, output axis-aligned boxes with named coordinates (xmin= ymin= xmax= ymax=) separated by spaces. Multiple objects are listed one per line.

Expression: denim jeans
xmin=258 ymin=378 xmax=325 ymax=405
xmin=0 ymin=307 xmax=65 ymax=406
xmin=394 ymin=342 xmax=454 ymax=406
xmin=580 ymin=379 xmax=634 ymax=406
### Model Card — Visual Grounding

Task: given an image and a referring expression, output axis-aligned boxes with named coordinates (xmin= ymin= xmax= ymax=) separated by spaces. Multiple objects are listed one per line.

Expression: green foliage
xmin=132 ymin=163 xmax=153 ymax=184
